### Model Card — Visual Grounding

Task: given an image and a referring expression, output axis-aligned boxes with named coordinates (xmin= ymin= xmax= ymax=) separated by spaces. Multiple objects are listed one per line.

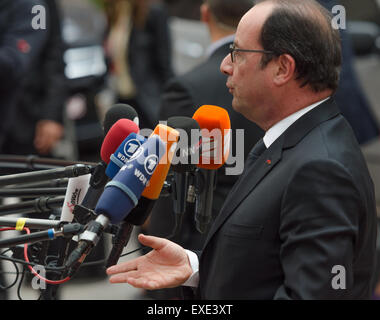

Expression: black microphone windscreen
xmin=167 ymin=116 xmax=201 ymax=173
xmin=103 ymin=104 xmax=139 ymax=135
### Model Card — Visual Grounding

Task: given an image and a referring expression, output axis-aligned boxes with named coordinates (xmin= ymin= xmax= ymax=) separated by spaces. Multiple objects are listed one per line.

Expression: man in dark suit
xmin=107 ymin=0 xmax=377 ymax=299
xmin=144 ymin=0 xmax=262 ymax=300
xmin=147 ymin=0 xmax=263 ymax=250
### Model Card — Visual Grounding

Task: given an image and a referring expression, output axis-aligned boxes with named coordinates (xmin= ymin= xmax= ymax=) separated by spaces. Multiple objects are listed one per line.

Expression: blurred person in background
xmin=319 ymin=0 xmax=380 ymax=297
xmin=318 ymin=0 xmax=380 ymax=145
xmin=0 ymin=0 xmax=49 ymax=300
xmin=1 ymin=0 xmax=67 ymax=157
xmin=144 ymin=0 xmax=263 ymax=299
xmin=104 ymin=0 xmax=173 ymax=130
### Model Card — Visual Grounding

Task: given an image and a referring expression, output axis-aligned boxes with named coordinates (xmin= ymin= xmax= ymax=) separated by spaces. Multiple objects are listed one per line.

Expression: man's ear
xmin=273 ymin=54 xmax=296 ymax=86
xmin=200 ymin=3 xmax=211 ymax=24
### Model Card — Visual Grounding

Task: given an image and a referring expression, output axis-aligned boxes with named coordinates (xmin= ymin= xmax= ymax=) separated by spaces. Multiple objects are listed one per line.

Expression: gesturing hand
xmin=106 ymin=234 xmax=193 ymax=290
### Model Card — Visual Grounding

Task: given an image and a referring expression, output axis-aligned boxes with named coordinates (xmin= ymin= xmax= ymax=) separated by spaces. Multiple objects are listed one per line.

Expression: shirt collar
xmin=263 ymin=97 xmax=331 ymax=148
xmin=205 ymin=34 xmax=235 ymax=58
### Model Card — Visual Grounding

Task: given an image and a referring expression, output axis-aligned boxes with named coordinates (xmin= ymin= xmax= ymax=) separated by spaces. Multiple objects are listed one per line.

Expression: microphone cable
xmin=0 ymin=227 xmax=71 ymax=285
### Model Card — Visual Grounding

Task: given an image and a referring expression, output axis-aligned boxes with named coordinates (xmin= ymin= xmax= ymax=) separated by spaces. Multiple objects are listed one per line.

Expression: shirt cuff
xmin=182 ymin=249 xmax=199 ymax=287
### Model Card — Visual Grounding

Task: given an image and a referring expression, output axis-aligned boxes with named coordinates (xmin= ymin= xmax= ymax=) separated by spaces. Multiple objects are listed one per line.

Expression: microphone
xmin=0 ymin=164 xmax=92 ymax=187
xmin=81 ymin=117 xmax=140 ymax=210
xmin=105 ymin=124 xmax=180 ymax=267
xmin=0 ymin=216 xmax=64 ymax=229
xmin=103 ymin=103 xmax=139 ymax=135
xmin=65 ymin=135 xmax=166 ymax=276
xmin=105 ymin=132 xmax=147 ymax=179
xmin=0 ymin=187 xmax=67 ymax=198
xmin=60 ymin=174 xmax=91 ymax=223
xmin=0 ymin=223 xmax=84 ymax=248
xmin=0 ymin=196 xmax=65 ymax=216
xmin=100 ymin=118 xmax=140 ymax=164
xmin=192 ymin=105 xmax=231 ymax=233
xmin=166 ymin=117 xmax=201 ymax=238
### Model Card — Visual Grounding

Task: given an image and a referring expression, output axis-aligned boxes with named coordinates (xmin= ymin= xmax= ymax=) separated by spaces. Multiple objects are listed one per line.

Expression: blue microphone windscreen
xmin=106 ymin=133 xmax=147 ymax=179
xmin=95 ymin=135 xmax=166 ymax=224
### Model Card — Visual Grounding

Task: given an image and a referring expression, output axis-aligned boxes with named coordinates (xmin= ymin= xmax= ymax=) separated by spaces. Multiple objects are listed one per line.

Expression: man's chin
xmin=232 ymin=99 xmax=244 ymax=115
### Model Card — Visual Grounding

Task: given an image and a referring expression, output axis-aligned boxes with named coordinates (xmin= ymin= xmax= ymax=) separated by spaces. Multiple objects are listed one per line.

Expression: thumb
xmin=138 ymin=234 xmax=169 ymax=251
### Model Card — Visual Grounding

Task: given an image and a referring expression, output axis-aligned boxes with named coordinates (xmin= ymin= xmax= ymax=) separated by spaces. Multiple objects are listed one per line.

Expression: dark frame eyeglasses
xmin=229 ymin=43 xmax=274 ymax=62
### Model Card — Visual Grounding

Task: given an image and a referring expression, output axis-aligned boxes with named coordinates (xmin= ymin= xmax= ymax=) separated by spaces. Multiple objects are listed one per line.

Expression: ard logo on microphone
xmin=144 ymin=155 xmax=159 ymax=176
xmin=124 ymin=139 xmax=143 ymax=159
xmin=128 ymin=145 xmax=144 ymax=162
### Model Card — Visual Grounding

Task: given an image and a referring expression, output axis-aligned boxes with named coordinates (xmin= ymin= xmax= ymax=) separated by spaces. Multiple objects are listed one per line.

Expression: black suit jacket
xmin=148 ymin=42 xmax=263 ymax=250
xmin=197 ymin=98 xmax=377 ymax=299
xmin=0 ymin=0 xmax=48 ymax=150
xmin=319 ymin=0 xmax=380 ymax=145
xmin=3 ymin=0 xmax=67 ymax=155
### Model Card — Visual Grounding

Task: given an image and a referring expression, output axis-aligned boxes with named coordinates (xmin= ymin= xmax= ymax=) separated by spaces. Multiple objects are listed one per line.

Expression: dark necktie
xmin=218 ymin=138 xmax=267 ymax=212
xmin=245 ymin=138 xmax=266 ymax=167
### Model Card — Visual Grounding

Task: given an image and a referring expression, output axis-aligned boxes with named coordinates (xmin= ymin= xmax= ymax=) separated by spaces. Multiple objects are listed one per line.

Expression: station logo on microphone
xmin=123 ymin=139 xmax=143 ymax=159
xmin=144 ymin=155 xmax=159 ymax=176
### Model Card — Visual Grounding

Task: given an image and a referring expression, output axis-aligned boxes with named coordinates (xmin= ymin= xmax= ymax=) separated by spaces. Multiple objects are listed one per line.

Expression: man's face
xmin=220 ymin=3 xmax=275 ymax=127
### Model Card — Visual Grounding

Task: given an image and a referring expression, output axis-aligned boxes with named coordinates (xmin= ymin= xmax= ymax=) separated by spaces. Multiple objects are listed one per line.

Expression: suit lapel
xmin=202 ymin=98 xmax=341 ymax=249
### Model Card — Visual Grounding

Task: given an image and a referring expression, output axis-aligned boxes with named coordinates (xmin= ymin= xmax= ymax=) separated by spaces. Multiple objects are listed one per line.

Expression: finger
xmin=137 ymin=233 xmax=169 ymax=251
xmin=128 ymin=278 xmax=160 ymax=290
xmin=118 ymin=275 xmax=160 ymax=290
xmin=108 ymin=269 xmax=136 ymax=283
xmin=106 ymin=258 xmax=139 ymax=275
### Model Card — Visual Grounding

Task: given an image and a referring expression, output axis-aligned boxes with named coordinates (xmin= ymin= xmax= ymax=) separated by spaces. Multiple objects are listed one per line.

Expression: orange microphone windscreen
xmin=141 ymin=124 xmax=180 ymax=200
xmin=192 ymin=105 xmax=231 ymax=170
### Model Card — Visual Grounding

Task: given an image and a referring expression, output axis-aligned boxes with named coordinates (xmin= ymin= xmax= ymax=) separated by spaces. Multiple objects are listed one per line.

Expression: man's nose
xmin=220 ymin=54 xmax=233 ymax=76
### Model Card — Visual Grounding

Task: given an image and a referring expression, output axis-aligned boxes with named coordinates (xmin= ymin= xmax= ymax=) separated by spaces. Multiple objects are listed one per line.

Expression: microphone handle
xmin=173 ymin=172 xmax=188 ymax=215
xmin=81 ymin=162 xmax=109 ymax=210
xmin=0 ymin=164 xmax=92 ymax=187
xmin=195 ymin=170 xmax=216 ymax=234
xmin=0 ymin=223 xmax=83 ymax=248
xmin=0 ymin=229 xmax=55 ymax=248
xmin=10 ymin=178 xmax=68 ymax=189
xmin=65 ymin=240 xmax=92 ymax=277
xmin=0 ymin=155 xmax=97 ymax=168
xmin=106 ymin=221 xmax=134 ymax=268
xmin=0 ymin=187 xmax=67 ymax=198
xmin=0 ymin=196 xmax=64 ymax=216
xmin=65 ymin=215 xmax=109 ymax=277
xmin=0 ymin=217 xmax=62 ymax=229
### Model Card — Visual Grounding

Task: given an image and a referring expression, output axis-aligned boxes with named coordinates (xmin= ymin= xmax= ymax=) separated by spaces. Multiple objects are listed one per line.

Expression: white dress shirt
xmin=183 ymin=97 xmax=331 ymax=287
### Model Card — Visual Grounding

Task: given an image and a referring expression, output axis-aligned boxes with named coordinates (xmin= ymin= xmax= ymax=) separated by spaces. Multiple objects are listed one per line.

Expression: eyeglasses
xmin=229 ymin=43 xmax=274 ymax=62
